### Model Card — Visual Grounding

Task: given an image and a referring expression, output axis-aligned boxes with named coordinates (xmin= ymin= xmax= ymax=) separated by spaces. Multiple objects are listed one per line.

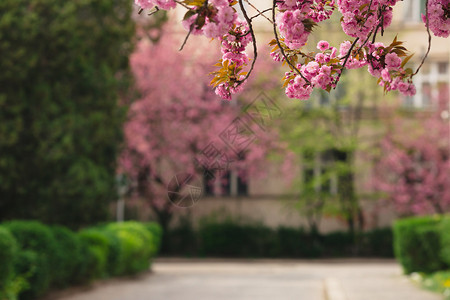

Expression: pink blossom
xmin=385 ymin=52 xmax=401 ymax=69
xmin=317 ymin=40 xmax=330 ymax=51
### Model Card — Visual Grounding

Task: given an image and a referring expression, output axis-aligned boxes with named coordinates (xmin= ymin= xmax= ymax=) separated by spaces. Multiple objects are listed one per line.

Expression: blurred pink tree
xmin=118 ymin=25 xmax=290 ymax=235
xmin=374 ymin=85 xmax=450 ymax=215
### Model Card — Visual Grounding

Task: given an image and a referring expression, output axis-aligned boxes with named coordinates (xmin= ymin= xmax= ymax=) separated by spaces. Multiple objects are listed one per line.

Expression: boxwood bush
xmin=393 ymin=215 xmax=447 ymax=274
xmin=106 ymin=222 xmax=155 ymax=275
xmin=3 ymin=221 xmax=59 ymax=299
xmin=0 ymin=226 xmax=17 ymax=296
xmin=439 ymin=217 xmax=450 ymax=267
xmin=199 ymin=220 xmax=278 ymax=257
xmin=78 ymin=229 xmax=110 ymax=279
xmin=145 ymin=222 xmax=163 ymax=255
xmin=0 ymin=220 xmax=162 ymax=300
xmin=50 ymin=226 xmax=83 ymax=287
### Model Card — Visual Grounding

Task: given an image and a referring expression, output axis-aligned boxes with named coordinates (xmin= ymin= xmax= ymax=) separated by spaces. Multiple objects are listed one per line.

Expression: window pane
xmin=404 ymin=1 xmax=414 ymax=21
xmin=420 ymin=0 xmax=426 ymax=16
xmin=237 ymin=171 xmax=248 ymax=196
xmin=422 ymin=82 xmax=432 ymax=107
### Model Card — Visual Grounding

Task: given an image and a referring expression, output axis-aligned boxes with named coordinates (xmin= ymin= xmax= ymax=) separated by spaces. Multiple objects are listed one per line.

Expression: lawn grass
xmin=410 ymin=270 xmax=450 ymax=299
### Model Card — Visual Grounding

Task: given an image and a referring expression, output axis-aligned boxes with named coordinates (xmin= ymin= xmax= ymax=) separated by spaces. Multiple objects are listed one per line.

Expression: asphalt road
xmin=51 ymin=259 xmax=442 ymax=300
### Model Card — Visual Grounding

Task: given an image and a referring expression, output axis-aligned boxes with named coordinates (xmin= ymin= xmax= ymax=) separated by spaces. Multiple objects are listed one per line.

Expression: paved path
xmin=52 ymin=259 xmax=442 ymax=300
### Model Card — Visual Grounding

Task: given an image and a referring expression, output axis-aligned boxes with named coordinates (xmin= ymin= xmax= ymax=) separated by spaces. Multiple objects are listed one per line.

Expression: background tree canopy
xmin=0 ymin=0 xmax=135 ymax=228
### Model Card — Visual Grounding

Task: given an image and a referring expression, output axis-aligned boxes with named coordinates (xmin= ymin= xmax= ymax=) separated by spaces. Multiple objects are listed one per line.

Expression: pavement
xmin=50 ymin=259 xmax=442 ymax=300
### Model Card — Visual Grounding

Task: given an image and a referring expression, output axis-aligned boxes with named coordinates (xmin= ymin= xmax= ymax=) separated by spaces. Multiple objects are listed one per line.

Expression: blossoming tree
xmin=134 ymin=0 xmax=449 ymax=101
xmin=119 ymin=27 xmax=289 ymax=239
xmin=374 ymin=86 xmax=450 ymax=215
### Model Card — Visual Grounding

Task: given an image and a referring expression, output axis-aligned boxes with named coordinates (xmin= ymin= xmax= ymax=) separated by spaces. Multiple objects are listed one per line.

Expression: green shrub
xmin=97 ymin=229 xmax=122 ymax=277
xmin=105 ymin=222 xmax=154 ymax=275
xmin=3 ymin=221 xmax=58 ymax=298
xmin=275 ymin=227 xmax=322 ymax=258
xmin=362 ymin=228 xmax=394 ymax=257
xmin=145 ymin=222 xmax=163 ymax=255
xmin=71 ymin=238 xmax=96 ymax=285
xmin=0 ymin=227 xmax=17 ymax=286
xmin=78 ymin=229 xmax=110 ymax=279
xmin=13 ymin=250 xmax=49 ymax=300
xmin=441 ymin=217 xmax=450 ymax=266
xmin=199 ymin=220 xmax=277 ymax=257
xmin=165 ymin=221 xmax=198 ymax=256
xmin=394 ymin=215 xmax=446 ymax=274
xmin=321 ymin=231 xmax=354 ymax=256
xmin=50 ymin=226 xmax=83 ymax=287
xmin=0 ymin=226 xmax=18 ymax=297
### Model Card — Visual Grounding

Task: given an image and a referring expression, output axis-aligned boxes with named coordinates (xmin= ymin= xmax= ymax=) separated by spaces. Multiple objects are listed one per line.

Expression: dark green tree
xmin=0 ymin=0 xmax=135 ymax=228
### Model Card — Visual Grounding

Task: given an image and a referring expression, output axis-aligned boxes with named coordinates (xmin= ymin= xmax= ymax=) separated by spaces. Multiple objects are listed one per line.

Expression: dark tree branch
xmin=271 ymin=0 xmax=310 ymax=84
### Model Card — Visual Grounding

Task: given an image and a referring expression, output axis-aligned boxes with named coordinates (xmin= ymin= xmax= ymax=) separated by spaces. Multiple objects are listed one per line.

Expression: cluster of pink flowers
xmin=276 ymin=1 xmax=335 ymax=49
xmin=215 ymin=21 xmax=252 ymax=100
xmin=364 ymin=41 xmax=416 ymax=96
xmin=181 ymin=0 xmax=237 ymax=39
xmin=276 ymin=10 xmax=310 ymax=49
xmin=276 ymin=0 xmax=336 ymax=22
xmin=285 ymin=40 xmax=340 ymax=100
xmin=135 ymin=0 xmax=176 ymax=10
xmin=423 ymin=0 xmax=450 ymax=38
xmin=337 ymin=0 xmax=399 ymax=41
xmin=132 ymin=0 xmax=450 ymax=102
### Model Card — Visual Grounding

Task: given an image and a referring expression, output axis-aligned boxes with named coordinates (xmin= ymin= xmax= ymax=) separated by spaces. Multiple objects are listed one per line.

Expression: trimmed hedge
xmin=0 ymin=226 xmax=17 ymax=297
xmin=50 ymin=226 xmax=84 ymax=287
xmin=163 ymin=219 xmax=394 ymax=258
xmin=109 ymin=222 xmax=155 ymax=274
xmin=199 ymin=221 xmax=277 ymax=257
xmin=3 ymin=221 xmax=59 ymax=299
xmin=393 ymin=215 xmax=447 ymax=274
xmin=439 ymin=217 xmax=450 ymax=267
xmin=0 ymin=221 xmax=162 ymax=300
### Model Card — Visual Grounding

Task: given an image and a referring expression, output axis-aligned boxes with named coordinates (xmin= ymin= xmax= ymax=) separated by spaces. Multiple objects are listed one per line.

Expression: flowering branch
xmin=134 ymin=0 xmax=449 ymax=101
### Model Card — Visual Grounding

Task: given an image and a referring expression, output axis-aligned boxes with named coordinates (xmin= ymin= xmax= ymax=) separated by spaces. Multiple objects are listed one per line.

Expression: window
xmin=203 ymin=169 xmax=248 ymax=197
xmin=403 ymin=0 xmax=426 ymax=23
xmin=404 ymin=61 xmax=449 ymax=109
xmin=302 ymin=149 xmax=338 ymax=195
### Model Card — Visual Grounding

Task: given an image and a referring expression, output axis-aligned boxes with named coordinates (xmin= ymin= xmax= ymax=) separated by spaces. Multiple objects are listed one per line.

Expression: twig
xmin=148 ymin=6 xmax=160 ymax=16
xmin=236 ymin=0 xmax=258 ymax=85
xmin=271 ymin=0 xmax=310 ymax=84
xmin=413 ymin=0 xmax=431 ymax=76
xmin=244 ymin=1 xmax=273 ymax=23
xmin=334 ymin=37 xmax=359 ymax=84
xmin=179 ymin=25 xmax=193 ymax=51
xmin=175 ymin=0 xmax=191 ymax=10
xmin=178 ymin=1 xmax=209 ymax=51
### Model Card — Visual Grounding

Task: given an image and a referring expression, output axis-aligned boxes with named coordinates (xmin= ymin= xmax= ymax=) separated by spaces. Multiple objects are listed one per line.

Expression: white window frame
xmin=403 ymin=0 xmax=426 ymax=23
xmin=406 ymin=62 xmax=449 ymax=109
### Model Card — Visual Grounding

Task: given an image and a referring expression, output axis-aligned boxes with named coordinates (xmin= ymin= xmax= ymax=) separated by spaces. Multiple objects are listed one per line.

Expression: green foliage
xmin=415 ymin=270 xmax=450 ymax=300
xmin=361 ymin=227 xmax=394 ymax=257
xmin=144 ymin=222 xmax=163 ymax=255
xmin=199 ymin=220 xmax=277 ymax=257
xmin=105 ymin=222 xmax=156 ymax=275
xmin=3 ymin=221 xmax=59 ymax=299
xmin=0 ymin=221 xmax=162 ymax=299
xmin=0 ymin=0 xmax=135 ymax=228
xmin=163 ymin=217 xmax=394 ymax=258
xmin=78 ymin=229 xmax=110 ymax=279
xmin=49 ymin=226 xmax=83 ymax=287
xmin=13 ymin=250 xmax=49 ymax=300
xmin=393 ymin=216 xmax=447 ymax=274
xmin=275 ymin=227 xmax=322 ymax=258
xmin=321 ymin=231 xmax=355 ymax=256
xmin=165 ymin=217 xmax=198 ymax=256
xmin=0 ymin=227 xmax=17 ymax=295
xmin=440 ymin=218 xmax=450 ymax=266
